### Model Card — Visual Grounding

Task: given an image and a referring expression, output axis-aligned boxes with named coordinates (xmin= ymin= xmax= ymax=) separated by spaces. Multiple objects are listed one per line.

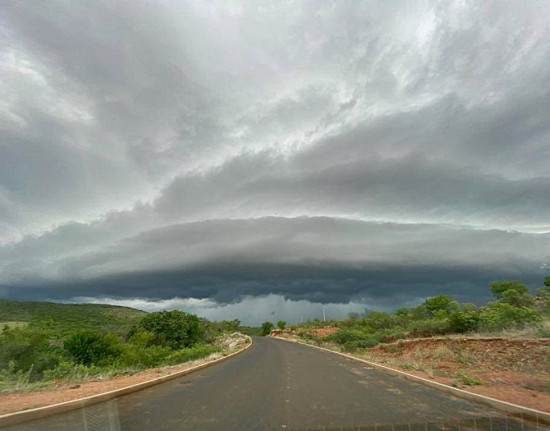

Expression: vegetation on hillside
xmin=0 ymin=302 xmax=249 ymax=392
xmin=0 ymin=299 xmax=146 ymax=336
xmin=291 ymin=278 xmax=550 ymax=352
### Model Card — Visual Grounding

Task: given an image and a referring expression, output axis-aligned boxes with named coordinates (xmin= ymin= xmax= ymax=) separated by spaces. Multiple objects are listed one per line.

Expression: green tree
xmin=544 ymin=276 xmax=550 ymax=287
xmin=499 ymin=288 xmax=534 ymax=307
xmin=138 ymin=310 xmax=201 ymax=349
xmin=490 ymin=281 xmax=528 ymax=299
xmin=277 ymin=320 xmax=287 ymax=330
xmin=423 ymin=295 xmax=459 ymax=317
xmin=261 ymin=321 xmax=274 ymax=336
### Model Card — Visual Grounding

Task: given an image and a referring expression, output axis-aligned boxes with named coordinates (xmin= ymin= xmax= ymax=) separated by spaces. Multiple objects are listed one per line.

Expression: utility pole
xmin=323 ymin=306 xmax=326 ymax=322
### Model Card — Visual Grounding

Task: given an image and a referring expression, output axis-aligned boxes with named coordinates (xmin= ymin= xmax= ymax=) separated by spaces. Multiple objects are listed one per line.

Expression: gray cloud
xmin=1 ymin=1 xmax=550 ymax=319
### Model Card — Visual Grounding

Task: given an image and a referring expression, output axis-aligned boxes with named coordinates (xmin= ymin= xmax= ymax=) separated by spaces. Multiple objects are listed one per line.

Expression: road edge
xmin=275 ymin=337 xmax=550 ymax=426
xmin=0 ymin=338 xmax=253 ymax=429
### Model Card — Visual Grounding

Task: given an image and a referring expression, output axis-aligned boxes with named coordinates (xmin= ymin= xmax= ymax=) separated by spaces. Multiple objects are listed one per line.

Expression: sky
xmin=1 ymin=1 xmax=550 ymax=325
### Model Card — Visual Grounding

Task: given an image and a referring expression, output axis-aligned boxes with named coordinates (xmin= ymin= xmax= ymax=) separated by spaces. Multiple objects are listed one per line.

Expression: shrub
xmin=479 ymin=303 xmax=541 ymax=330
xmin=164 ymin=344 xmax=220 ymax=365
xmin=0 ymin=324 xmax=61 ymax=381
xmin=343 ymin=339 xmax=379 ymax=351
xmin=409 ymin=318 xmax=451 ymax=337
xmin=137 ymin=310 xmax=201 ymax=349
xmin=330 ymin=329 xmax=366 ymax=345
xmin=117 ymin=344 xmax=171 ymax=368
xmin=64 ymin=332 xmax=122 ymax=366
xmin=277 ymin=320 xmax=287 ymax=330
xmin=455 ymin=371 xmax=483 ymax=386
xmin=260 ymin=322 xmax=274 ymax=336
xmin=361 ymin=312 xmax=395 ymax=330
xmin=449 ymin=311 xmax=480 ymax=333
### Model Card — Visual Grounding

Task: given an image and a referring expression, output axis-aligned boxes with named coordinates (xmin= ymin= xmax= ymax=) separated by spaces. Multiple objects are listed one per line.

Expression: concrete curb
xmin=0 ymin=339 xmax=253 ymax=429
xmin=275 ymin=337 xmax=550 ymax=426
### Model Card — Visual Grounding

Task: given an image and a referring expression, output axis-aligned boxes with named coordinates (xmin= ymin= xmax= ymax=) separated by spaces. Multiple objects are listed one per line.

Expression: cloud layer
xmin=1 ymin=1 xmax=550 ymax=323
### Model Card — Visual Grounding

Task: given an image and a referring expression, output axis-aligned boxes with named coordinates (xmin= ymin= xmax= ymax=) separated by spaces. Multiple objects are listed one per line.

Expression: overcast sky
xmin=1 ymin=1 xmax=549 ymax=324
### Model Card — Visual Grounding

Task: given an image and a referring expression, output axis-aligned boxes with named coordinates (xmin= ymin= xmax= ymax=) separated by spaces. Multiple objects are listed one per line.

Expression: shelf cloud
xmin=1 ymin=1 xmax=549 ymax=323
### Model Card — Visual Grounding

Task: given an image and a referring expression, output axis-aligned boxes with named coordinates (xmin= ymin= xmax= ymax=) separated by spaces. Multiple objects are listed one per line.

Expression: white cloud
xmin=67 ymin=294 xmax=379 ymax=326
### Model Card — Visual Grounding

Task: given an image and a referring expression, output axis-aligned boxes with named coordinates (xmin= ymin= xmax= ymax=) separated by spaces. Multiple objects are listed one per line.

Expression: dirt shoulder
xmin=0 ymin=337 xmax=251 ymax=416
xmin=282 ymin=335 xmax=550 ymax=413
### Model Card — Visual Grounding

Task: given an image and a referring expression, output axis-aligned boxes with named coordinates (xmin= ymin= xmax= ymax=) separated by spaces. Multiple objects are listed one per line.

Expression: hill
xmin=0 ymin=298 xmax=147 ymax=336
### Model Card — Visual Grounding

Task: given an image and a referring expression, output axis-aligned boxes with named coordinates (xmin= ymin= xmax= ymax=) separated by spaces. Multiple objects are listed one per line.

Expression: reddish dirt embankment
xmin=362 ymin=337 xmax=550 ymax=413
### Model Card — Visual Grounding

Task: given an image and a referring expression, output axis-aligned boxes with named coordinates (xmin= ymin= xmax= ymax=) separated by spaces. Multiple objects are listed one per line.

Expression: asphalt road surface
xmin=5 ymin=337 xmax=543 ymax=431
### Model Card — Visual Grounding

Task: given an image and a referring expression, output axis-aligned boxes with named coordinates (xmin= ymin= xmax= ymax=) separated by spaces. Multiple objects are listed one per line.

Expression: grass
xmin=0 ymin=299 xmax=146 ymax=337
xmin=454 ymin=370 xmax=483 ymax=386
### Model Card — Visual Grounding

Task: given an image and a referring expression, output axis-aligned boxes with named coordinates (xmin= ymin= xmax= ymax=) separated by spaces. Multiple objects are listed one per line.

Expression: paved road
xmin=5 ymin=337 xmax=541 ymax=431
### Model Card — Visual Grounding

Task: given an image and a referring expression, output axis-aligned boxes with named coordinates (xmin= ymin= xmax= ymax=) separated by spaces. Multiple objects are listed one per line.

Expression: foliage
xmin=498 ymin=288 xmax=534 ymax=307
xmin=0 ymin=323 xmax=61 ymax=381
xmin=164 ymin=344 xmax=220 ymax=365
xmin=544 ymin=276 xmax=550 ymax=287
xmin=0 ymin=302 xmax=246 ymax=390
xmin=449 ymin=311 xmax=480 ymax=333
xmin=261 ymin=321 xmax=274 ymax=336
xmin=292 ymin=277 xmax=548 ymax=350
xmin=422 ymin=295 xmax=459 ymax=317
xmin=479 ymin=303 xmax=541 ymax=330
xmin=276 ymin=320 xmax=287 ymax=330
xmin=490 ymin=281 xmax=528 ymax=299
xmin=136 ymin=310 xmax=201 ymax=349
xmin=455 ymin=370 xmax=483 ymax=386
xmin=0 ymin=299 xmax=145 ymax=337
xmin=64 ymin=332 xmax=122 ymax=366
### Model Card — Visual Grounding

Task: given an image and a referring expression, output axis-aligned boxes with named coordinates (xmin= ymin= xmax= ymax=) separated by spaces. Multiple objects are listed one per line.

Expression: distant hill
xmin=0 ymin=298 xmax=147 ymax=336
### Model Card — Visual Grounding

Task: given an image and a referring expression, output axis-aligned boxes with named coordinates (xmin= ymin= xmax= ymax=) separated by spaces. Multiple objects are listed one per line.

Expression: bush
xmin=164 ymin=344 xmax=220 ymax=365
xmin=330 ymin=329 xmax=366 ymax=345
xmin=449 ymin=311 xmax=480 ymax=333
xmin=64 ymin=332 xmax=122 ymax=366
xmin=343 ymin=339 xmax=379 ymax=352
xmin=480 ymin=303 xmax=541 ymax=330
xmin=328 ymin=329 xmax=382 ymax=350
xmin=0 ymin=324 xmax=61 ymax=381
xmin=455 ymin=370 xmax=483 ymax=386
xmin=409 ymin=318 xmax=451 ymax=337
xmin=117 ymin=344 xmax=171 ymax=368
xmin=137 ymin=310 xmax=201 ymax=349
xmin=260 ymin=322 xmax=274 ymax=336
xmin=361 ymin=312 xmax=395 ymax=330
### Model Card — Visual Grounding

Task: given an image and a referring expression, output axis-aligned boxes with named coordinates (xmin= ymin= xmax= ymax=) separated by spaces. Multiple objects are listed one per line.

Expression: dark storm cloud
xmin=2 ymin=217 xmax=548 ymax=307
xmin=1 ymin=1 xmax=550 ymax=315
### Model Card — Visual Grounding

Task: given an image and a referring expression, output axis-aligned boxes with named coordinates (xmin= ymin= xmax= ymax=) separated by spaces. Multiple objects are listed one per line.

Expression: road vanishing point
xmin=4 ymin=337 xmax=542 ymax=431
